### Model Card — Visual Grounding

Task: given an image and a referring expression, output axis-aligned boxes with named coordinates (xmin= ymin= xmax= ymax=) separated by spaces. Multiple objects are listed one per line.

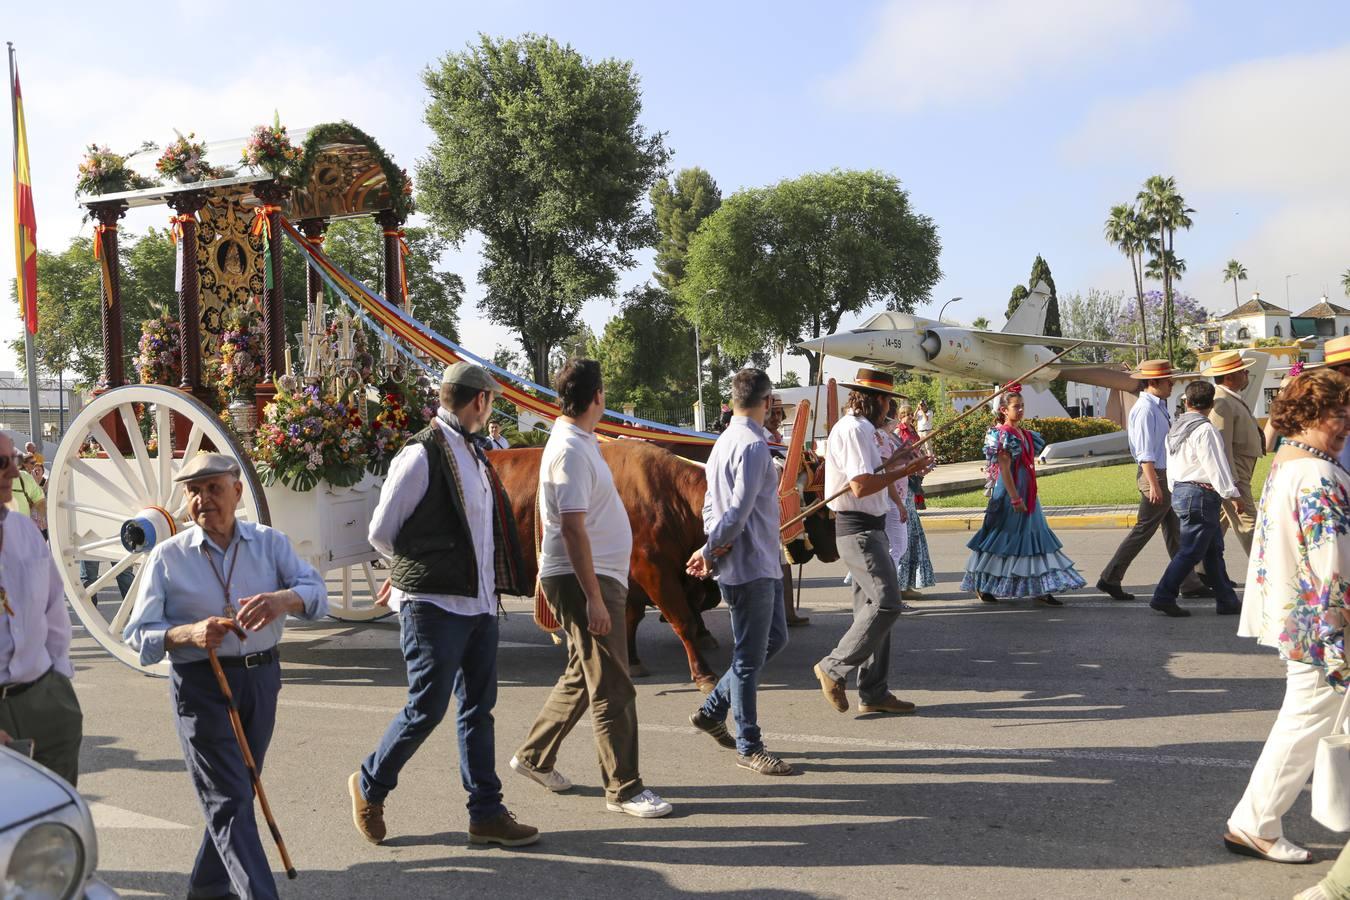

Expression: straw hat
xmin=1199 ymin=350 xmax=1257 ymax=378
xmin=1129 ymin=358 xmax=1183 ymax=380
xmin=1310 ymin=335 xmax=1350 ymax=370
xmin=839 ymin=368 xmax=903 ymax=396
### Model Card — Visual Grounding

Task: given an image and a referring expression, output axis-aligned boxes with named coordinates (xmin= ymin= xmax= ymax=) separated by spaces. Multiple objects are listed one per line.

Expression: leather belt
xmin=1181 ymin=481 xmax=1216 ymax=492
xmin=0 ymin=668 xmax=49 ymax=700
xmin=200 ymin=648 xmax=278 ymax=669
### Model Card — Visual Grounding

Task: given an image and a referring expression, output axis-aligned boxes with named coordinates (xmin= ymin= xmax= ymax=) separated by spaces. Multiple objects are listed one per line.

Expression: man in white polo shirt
xmin=511 ymin=358 xmax=672 ymax=819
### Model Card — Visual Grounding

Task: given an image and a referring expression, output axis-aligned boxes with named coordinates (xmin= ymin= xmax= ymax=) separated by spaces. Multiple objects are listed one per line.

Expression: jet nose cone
xmin=800 ymin=331 xmax=873 ymax=360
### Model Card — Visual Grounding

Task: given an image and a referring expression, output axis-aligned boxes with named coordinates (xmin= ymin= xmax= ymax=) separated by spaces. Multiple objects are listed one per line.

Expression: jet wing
xmin=970 ymin=330 xmax=1144 ymax=351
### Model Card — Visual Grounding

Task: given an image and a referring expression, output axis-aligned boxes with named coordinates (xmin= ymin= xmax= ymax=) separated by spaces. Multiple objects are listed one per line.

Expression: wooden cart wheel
xmin=48 ymin=385 xmax=270 ymax=676
xmin=326 ymin=561 xmax=393 ymax=622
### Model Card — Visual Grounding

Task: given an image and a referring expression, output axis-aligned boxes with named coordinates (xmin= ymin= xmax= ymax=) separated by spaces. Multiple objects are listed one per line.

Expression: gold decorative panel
xmin=196 ymin=196 xmax=266 ymax=360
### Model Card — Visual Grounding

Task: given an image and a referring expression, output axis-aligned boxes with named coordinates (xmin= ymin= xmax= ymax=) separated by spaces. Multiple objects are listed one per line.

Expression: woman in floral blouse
xmin=1224 ymin=367 xmax=1350 ymax=866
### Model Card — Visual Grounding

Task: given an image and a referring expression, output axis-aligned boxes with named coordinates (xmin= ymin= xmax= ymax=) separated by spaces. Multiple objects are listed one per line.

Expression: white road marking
xmin=88 ymin=801 xmax=190 ymax=830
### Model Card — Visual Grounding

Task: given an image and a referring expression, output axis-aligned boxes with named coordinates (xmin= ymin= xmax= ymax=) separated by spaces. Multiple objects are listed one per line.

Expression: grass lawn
xmin=928 ymin=454 xmax=1275 ymax=509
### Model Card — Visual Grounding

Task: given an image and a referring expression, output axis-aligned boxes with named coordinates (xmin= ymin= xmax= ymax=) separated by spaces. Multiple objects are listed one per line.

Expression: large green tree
xmin=680 ymin=169 xmax=941 ymax=383
xmin=597 ymin=283 xmax=698 ymax=410
xmin=417 ymin=33 xmax=670 ymax=384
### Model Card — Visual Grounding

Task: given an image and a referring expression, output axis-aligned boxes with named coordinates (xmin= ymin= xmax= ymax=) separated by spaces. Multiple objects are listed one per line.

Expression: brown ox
xmin=490 ymin=441 xmax=721 ymax=690
xmin=489 ymin=439 xmax=839 ymax=691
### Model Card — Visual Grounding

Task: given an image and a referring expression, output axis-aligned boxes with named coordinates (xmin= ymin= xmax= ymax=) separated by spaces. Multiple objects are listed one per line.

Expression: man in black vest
xmin=349 ymin=362 xmax=537 ymax=847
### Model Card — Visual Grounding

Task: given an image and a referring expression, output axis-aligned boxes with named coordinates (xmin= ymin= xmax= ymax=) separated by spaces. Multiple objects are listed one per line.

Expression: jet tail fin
xmin=1003 ymin=280 xmax=1052 ymax=335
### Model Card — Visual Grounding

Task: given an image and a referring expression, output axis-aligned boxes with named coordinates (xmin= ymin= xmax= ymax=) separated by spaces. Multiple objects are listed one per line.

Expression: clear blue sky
xmin=5 ymin=0 xmax=1350 ymax=384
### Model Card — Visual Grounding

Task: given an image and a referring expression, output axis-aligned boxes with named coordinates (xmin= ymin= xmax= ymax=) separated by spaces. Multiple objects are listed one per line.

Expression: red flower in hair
xmin=1004 ymin=381 xmax=1023 ymax=394
xmin=1290 ymin=361 xmax=1305 ymax=377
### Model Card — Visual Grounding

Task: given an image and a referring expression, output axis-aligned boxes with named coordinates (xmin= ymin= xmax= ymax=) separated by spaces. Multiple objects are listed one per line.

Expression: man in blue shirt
xmin=686 ymin=369 xmax=794 ymax=776
xmin=124 ymin=453 xmax=328 ymax=900
xmin=1098 ymin=360 xmax=1204 ymax=601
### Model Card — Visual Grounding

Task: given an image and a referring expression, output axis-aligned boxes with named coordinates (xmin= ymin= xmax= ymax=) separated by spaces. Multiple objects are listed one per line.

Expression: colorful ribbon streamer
xmin=168 ymin=213 xmax=195 ymax=244
xmin=250 ymin=204 xmax=283 ymax=241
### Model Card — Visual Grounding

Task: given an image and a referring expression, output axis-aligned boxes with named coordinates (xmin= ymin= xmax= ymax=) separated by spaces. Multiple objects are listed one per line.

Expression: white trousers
xmin=1228 ymin=660 xmax=1345 ymax=839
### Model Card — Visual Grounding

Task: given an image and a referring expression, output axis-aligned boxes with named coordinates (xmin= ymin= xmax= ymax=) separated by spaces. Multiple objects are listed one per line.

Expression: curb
xmin=922 ymin=512 xmax=1139 ymax=532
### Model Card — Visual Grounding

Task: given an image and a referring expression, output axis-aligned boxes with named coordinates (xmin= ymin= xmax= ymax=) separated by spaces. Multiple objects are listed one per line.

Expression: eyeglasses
xmin=0 ymin=454 xmax=18 ymax=471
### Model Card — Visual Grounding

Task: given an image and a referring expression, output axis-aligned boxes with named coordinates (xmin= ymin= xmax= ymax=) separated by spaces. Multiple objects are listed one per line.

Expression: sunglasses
xmin=0 ymin=454 xmax=19 ymax=471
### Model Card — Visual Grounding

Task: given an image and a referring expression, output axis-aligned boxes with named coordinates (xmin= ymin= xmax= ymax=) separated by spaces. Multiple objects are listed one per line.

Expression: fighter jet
xmin=805 ymin=281 xmax=1142 ymax=391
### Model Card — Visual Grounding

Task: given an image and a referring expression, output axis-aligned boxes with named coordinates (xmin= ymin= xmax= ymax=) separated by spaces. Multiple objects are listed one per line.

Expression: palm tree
xmin=1138 ymin=176 xmax=1194 ymax=362
xmin=1342 ymin=268 xmax=1350 ymax=298
xmin=1223 ymin=260 xmax=1248 ymax=308
xmin=1104 ymin=203 xmax=1153 ymax=356
xmin=1145 ymin=250 xmax=1186 ymax=283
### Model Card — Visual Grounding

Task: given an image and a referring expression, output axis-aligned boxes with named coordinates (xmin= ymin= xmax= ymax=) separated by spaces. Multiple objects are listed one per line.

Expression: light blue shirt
xmin=123 ymin=520 xmax=328 ymax=666
xmin=701 ymin=416 xmax=782 ymax=585
xmin=1339 ymin=441 xmax=1350 ymax=472
xmin=1128 ymin=391 xmax=1172 ymax=466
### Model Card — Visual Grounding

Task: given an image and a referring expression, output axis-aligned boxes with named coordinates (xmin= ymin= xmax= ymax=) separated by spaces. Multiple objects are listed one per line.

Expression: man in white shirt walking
xmin=812 ymin=369 xmax=928 ymax=715
xmin=511 ymin=358 xmax=672 ymax=819
xmin=1150 ymin=381 xmax=1244 ymax=618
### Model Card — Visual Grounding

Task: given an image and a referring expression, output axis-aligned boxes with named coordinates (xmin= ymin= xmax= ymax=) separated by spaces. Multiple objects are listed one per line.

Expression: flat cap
xmin=442 ymin=362 xmax=505 ymax=395
xmin=173 ymin=452 xmax=242 ymax=484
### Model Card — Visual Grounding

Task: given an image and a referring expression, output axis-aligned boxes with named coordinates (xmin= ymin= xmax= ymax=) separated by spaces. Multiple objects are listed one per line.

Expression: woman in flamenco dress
xmin=959 ymin=384 xmax=1086 ymax=606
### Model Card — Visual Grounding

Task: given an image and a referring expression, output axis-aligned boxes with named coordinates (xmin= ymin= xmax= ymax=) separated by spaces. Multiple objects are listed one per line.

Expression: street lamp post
xmin=938 ymin=296 xmax=962 ymax=323
xmin=1285 ymin=274 xmax=1297 ymax=309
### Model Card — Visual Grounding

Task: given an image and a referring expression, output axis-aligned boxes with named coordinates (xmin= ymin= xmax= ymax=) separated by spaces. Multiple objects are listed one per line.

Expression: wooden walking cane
xmin=780 ymin=341 xmax=1088 ymax=534
xmin=207 ymin=648 xmax=298 ymax=880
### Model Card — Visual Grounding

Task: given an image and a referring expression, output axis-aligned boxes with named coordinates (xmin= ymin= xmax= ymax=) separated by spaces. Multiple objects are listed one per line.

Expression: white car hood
xmin=0 ymin=748 xmax=76 ymax=829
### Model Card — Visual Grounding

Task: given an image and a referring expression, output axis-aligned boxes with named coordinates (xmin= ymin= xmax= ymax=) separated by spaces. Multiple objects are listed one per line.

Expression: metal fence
xmin=0 ymin=401 xmax=82 ymax=453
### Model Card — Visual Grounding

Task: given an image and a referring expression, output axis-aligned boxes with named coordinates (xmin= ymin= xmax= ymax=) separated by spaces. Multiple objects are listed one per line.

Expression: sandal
xmin=978 ymin=592 xmax=999 ymax=604
xmin=1222 ymin=828 xmax=1314 ymax=864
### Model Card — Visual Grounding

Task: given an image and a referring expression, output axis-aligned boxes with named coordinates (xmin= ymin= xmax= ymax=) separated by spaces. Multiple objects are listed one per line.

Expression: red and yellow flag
xmin=11 ymin=53 xmax=37 ymax=335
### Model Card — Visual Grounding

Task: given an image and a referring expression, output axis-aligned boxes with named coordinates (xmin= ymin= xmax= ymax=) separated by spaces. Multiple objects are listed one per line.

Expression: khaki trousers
xmin=1219 ymin=455 xmax=1257 ymax=556
xmin=516 ymin=573 xmax=644 ymax=804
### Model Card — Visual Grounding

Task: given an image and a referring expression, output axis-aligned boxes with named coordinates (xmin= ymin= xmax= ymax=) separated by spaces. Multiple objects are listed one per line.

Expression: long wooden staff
xmin=207 ymin=648 xmax=299 ymax=880
xmin=780 ymin=341 xmax=1087 ymax=533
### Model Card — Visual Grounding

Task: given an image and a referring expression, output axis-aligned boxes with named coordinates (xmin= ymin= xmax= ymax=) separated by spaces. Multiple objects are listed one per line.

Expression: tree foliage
xmin=1061 ymin=289 xmax=1125 ymax=364
xmin=680 ymin=169 xmax=941 ymax=383
xmin=417 ymin=33 xmax=671 ymax=384
xmin=650 ymin=167 xmax=721 ymax=294
xmin=1223 ymin=259 xmax=1248 ymax=308
xmin=1005 ymin=284 xmax=1029 ymax=321
xmin=1005 ymin=255 xmax=1060 ymax=336
xmin=597 ymin=283 xmax=698 ymax=409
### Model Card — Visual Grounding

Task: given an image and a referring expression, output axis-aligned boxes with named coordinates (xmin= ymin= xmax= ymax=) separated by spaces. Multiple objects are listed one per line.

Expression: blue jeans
xmin=701 ymin=577 xmax=789 ymax=756
xmin=1153 ymin=482 xmax=1240 ymax=609
xmin=361 ymin=603 xmax=505 ymax=823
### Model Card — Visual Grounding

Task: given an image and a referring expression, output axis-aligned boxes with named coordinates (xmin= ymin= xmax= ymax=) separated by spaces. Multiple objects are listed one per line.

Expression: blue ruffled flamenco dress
xmin=959 ymin=427 xmax=1086 ymax=600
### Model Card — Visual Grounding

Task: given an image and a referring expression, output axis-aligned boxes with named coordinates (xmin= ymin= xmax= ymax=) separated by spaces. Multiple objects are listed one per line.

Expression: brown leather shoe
xmin=468 ymin=810 xmax=539 ymax=847
xmin=813 ymin=663 xmax=848 ymax=712
xmin=858 ymin=694 xmax=917 ymax=715
xmin=348 ymin=772 xmax=386 ymax=844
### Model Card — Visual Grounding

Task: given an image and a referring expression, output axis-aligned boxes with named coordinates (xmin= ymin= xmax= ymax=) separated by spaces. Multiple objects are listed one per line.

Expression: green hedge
xmin=928 ymin=413 xmax=1120 ymax=463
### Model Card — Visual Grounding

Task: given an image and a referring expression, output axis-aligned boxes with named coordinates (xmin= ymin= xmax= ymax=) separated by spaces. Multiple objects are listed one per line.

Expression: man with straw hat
xmin=1200 ymin=350 xmax=1261 ymax=555
xmin=1097 ymin=359 xmax=1206 ymax=602
xmin=123 ymin=453 xmax=329 ymax=900
xmin=812 ymin=368 xmax=929 ymax=715
xmin=1309 ymin=334 xmax=1350 ymax=470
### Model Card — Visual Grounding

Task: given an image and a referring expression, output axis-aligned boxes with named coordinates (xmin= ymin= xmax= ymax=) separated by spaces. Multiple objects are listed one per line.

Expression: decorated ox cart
xmin=51 ymin=119 xmax=836 ymax=685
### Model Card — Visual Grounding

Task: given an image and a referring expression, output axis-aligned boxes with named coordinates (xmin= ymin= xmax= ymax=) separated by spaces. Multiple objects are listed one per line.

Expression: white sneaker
xmin=605 ymin=789 xmax=672 ymax=818
xmin=509 ymin=755 xmax=572 ymax=792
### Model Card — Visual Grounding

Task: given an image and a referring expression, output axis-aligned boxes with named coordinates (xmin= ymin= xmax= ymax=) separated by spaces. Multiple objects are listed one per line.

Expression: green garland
xmin=293 ymin=121 xmax=413 ymax=221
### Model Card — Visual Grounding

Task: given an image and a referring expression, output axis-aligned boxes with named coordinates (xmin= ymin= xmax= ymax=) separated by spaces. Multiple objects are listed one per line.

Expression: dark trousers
xmin=0 ymin=668 xmax=83 ymax=786
xmin=516 ymin=574 xmax=643 ymax=804
xmin=701 ymin=577 xmax=789 ymax=757
xmin=1101 ymin=467 xmax=1202 ymax=591
xmin=1153 ymin=482 xmax=1241 ymax=609
xmin=361 ymin=603 xmax=505 ymax=824
xmin=170 ymin=658 xmax=280 ymax=900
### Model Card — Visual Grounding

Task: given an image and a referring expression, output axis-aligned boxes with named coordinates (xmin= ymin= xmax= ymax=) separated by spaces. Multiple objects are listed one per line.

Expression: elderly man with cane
xmin=124 ymin=453 xmax=328 ymax=900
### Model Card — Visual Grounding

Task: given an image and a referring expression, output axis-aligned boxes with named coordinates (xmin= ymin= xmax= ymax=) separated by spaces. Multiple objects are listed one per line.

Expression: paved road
xmin=71 ymin=528 xmax=1338 ymax=899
